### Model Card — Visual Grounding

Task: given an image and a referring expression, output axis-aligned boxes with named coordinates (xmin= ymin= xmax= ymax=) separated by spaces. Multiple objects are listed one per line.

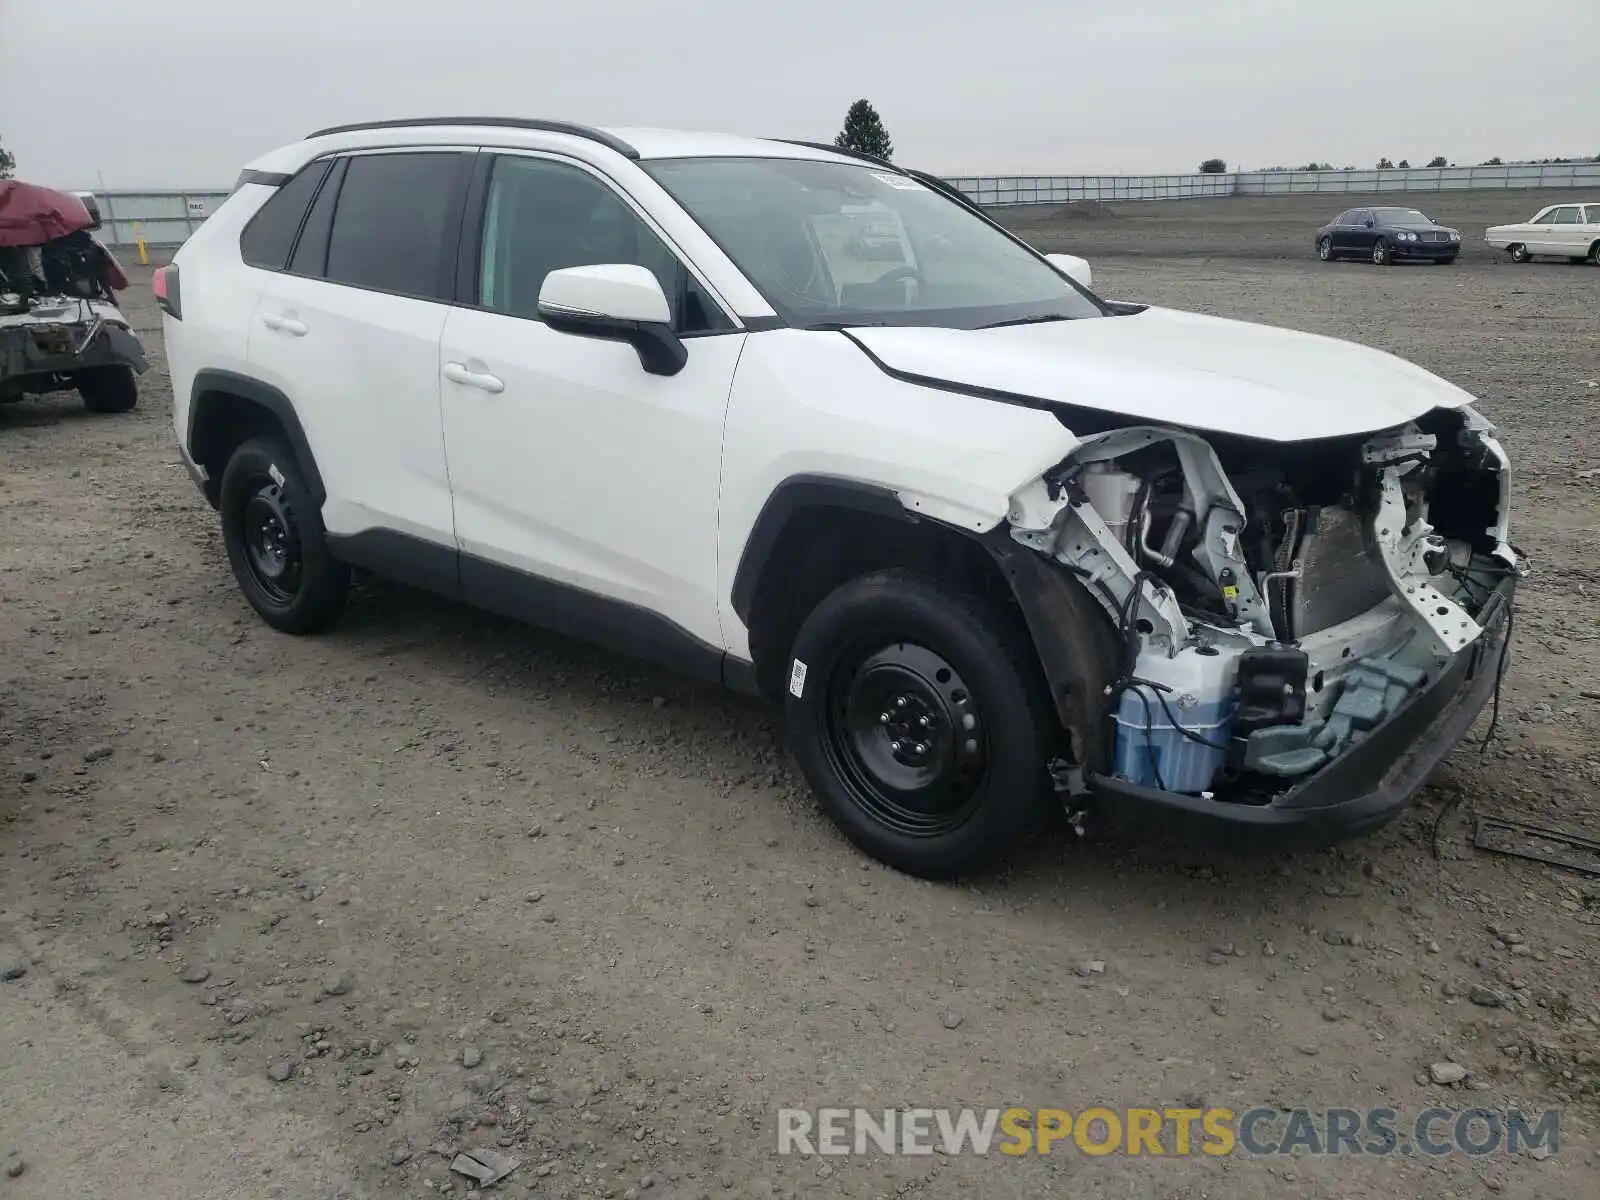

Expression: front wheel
xmin=1317 ymin=237 xmax=1334 ymax=261
xmin=218 ymin=437 xmax=349 ymax=634
xmin=76 ymin=365 xmax=138 ymax=413
xmin=1509 ymin=243 xmax=1531 ymax=263
xmin=1371 ymin=238 xmax=1391 ymax=266
xmin=783 ymin=569 xmax=1060 ymax=879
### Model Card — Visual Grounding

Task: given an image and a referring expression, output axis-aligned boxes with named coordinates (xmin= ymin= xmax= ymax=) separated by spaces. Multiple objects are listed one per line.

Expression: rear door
xmin=247 ymin=148 xmax=473 ymax=554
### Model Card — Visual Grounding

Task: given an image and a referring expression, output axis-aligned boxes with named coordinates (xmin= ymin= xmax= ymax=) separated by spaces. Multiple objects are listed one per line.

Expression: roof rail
xmin=304 ymin=117 xmax=640 ymax=159
xmin=773 ymin=139 xmax=905 ymax=172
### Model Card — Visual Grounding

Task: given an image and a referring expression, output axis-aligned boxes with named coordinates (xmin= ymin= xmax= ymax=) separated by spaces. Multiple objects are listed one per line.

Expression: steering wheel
xmin=874 ymin=264 xmax=923 ymax=288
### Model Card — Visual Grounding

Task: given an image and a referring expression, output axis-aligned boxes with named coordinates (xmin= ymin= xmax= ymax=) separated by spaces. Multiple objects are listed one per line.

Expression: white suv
xmin=159 ymin=118 xmax=1520 ymax=878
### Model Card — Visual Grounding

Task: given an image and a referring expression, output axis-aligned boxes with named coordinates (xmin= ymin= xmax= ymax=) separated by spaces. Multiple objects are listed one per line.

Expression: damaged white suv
xmin=160 ymin=119 xmax=1520 ymax=878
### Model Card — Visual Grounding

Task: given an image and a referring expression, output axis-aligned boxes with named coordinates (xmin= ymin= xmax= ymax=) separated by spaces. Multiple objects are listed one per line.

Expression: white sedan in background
xmin=1484 ymin=202 xmax=1600 ymax=263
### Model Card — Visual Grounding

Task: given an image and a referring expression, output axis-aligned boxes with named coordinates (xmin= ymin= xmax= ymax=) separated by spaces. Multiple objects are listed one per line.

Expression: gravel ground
xmin=2 ymin=191 xmax=1598 ymax=1199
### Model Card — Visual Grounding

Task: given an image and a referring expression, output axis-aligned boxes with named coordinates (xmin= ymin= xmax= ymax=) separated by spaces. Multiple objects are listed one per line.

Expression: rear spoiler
xmin=232 ymin=168 xmax=290 ymax=194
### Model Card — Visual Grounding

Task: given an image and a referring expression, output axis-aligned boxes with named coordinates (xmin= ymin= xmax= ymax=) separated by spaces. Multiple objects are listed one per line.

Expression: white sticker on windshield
xmin=789 ymin=658 xmax=808 ymax=699
xmin=871 ymin=172 xmax=925 ymax=191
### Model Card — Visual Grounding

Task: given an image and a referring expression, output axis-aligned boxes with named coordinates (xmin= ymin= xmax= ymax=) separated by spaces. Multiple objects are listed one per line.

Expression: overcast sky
xmin=1 ymin=0 xmax=1594 ymax=189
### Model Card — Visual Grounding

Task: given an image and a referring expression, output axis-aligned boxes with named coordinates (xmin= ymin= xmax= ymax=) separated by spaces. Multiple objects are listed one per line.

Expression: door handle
xmin=261 ymin=312 xmax=307 ymax=336
xmin=443 ymin=361 xmax=505 ymax=394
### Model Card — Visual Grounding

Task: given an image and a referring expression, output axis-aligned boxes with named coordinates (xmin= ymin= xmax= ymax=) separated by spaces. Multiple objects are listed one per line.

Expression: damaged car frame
xmin=1 ymin=180 xmax=146 ymax=413
xmin=165 ymin=120 xmax=1520 ymax=880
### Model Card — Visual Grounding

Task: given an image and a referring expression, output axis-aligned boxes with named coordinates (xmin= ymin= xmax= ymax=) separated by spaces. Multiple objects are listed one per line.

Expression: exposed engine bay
xmin=1006 ymin=405 xmax=1521 ymax=803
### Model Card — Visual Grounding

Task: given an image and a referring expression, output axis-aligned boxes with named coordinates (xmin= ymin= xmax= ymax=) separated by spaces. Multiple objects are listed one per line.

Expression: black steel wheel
xmin=783 ymin=568 xmax=1073 ymax=879
xmin=219 ymin=437 xmax=348 ymax=633
xmin=819 ymin=640 xmax=990 ymax=839
xmin=240 ymin=477 xmax=302 ymax=605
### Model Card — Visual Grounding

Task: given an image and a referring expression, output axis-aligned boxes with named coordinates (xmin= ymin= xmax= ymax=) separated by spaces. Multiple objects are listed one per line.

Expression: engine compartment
xmin=1006 ymin=405 xmax=1519 ymax=804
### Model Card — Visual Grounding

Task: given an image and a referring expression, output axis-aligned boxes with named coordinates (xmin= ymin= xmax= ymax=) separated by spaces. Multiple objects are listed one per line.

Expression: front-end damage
xmin=1004 ymin=406 xmax=1522 ymax=837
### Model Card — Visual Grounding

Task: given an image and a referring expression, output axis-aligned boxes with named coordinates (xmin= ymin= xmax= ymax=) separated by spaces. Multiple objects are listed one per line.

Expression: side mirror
xmin=536 ymin=264 xmax=686 ymax=376
xmin=1045 ymin=252 xmax=1093 ymax=289
xmin=1365 ymin=219 xmax=1375 ymax=228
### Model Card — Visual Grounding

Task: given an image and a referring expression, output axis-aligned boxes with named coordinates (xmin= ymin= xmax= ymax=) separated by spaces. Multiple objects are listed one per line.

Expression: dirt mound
xmin=1051 ymin=199 xmax=1118 ymax=221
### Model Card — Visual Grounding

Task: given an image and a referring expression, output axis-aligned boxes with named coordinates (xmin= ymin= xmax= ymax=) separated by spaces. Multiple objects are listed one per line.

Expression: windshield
xmin=1375 ymin=208 xmax=1433 ymax=225
xmin=642 ymin=156 xmax=1105 ymax=330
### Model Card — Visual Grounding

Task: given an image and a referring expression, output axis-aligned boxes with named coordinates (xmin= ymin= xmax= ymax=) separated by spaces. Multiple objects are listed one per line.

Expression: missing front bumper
xmin=1085 ymin=572 xmax=1515 ymax=844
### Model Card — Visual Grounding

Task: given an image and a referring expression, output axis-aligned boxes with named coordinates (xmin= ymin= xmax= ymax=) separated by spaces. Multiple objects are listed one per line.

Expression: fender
xmin=188 ymin=369 xmax=326 ymax=506
xmin=729 ymin=474 xmax=916 ymax=626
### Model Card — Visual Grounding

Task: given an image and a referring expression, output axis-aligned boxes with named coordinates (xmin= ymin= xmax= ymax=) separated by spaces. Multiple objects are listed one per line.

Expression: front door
xmin=438 ymin=151 xmax=747 ymax=657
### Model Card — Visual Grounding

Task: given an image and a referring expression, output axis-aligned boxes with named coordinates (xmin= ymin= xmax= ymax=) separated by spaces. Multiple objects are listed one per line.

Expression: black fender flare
xmin=729 ymin=475 xmax=917 ymax=627
xmin=729 ymin=474 xmax=1118 ymax=753
xmin=188 ymin=369 xmax=326 ymax=506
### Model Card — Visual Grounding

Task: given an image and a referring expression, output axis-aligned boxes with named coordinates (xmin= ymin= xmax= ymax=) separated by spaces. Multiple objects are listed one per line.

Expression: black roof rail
xmin=773 ymin=139 xmax=906 ymax=172
xmin=303 ymin=117 xmax=640 ymax=159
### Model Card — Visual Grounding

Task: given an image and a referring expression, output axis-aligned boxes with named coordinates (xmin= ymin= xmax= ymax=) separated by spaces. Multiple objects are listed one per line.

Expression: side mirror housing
xmin=1045 ymin=252 xmax=1093 ymax=289
xmin=536 ymin=264 xmax=686 ymax=376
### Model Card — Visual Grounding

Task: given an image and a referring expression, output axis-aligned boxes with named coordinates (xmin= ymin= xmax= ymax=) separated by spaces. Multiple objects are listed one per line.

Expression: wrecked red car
xmin=1 ymin=180 xmax=145 ymax=413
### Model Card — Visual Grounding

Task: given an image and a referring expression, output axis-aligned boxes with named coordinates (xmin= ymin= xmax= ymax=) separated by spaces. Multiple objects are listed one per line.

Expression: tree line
xmin=1202 ymin=153 xmax=1600 ymax=174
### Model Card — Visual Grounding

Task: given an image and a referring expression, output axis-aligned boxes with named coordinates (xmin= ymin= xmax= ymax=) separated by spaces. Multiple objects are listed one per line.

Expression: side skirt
xmin=325 ymin=529 xmax=761 ymax=697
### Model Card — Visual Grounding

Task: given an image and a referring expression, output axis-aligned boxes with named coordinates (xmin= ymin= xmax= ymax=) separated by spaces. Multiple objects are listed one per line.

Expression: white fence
xmin=951 ymin=160 xmax=1600 ymax=208
xmin=84 ymin=161 xmax=1600 ymax=249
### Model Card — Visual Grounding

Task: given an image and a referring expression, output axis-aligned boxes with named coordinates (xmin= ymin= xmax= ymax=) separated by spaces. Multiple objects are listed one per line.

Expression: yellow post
xmin=133 ymin=222 xmax=149 ymax=266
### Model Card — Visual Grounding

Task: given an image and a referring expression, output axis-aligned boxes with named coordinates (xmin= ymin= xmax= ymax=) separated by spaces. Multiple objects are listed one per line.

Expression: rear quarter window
xmin=239 ymin=161 xmax=333 ymax=271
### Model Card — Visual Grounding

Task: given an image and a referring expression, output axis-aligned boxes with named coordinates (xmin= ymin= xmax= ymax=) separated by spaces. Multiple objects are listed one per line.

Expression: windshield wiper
xmin=977 ymin=313 xmax=1076 ymax=330
xmin=802 ymin=320 xmax=893 ymax=332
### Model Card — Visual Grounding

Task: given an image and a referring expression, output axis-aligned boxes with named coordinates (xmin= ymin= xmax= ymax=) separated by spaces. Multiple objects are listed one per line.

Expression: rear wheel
xmin=1509 ymin=243 xmax=1531 ymax=263
xmin=76 ymin=365 xmax=138 ymax=413
xmin=1371 ymin=238 xmax=1391 ymax=265
xmin=1316 ymin=236 xmax=1333 ymax=262
xmin=219 ymin=437 xmax=349 ymax=634
xmin=1589 ymin=241 xmax=1600 ymax=265
xmin=783 ymin=568 xmax=1059 ymax=879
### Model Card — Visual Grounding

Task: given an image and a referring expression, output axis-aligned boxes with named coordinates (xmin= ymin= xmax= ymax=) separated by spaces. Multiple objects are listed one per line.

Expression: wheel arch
xmin=732 ymin=474 xmax=1119 ymax=760
xmin=188 ymin=370 xmax=325 ymax=509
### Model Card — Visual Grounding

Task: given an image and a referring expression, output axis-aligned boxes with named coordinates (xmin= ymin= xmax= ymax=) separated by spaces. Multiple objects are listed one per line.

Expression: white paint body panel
xmin=847 ymin=306 xmax=1476 ymax=442
xmin=439 ymin=308 xmax=745 ymax=649
xmin=248 ymin=271 xmax=457 ymax=546
xmin=714 ymin=330 xmax=1083 ymax=658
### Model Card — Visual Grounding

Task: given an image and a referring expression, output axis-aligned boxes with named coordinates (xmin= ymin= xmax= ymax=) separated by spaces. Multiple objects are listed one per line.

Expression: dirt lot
xmin=2 ymin=191 xmax=1598 ymax=1199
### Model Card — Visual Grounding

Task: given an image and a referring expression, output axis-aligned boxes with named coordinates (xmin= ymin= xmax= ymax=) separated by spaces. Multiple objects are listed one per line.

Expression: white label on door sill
xmin=268 ymin=464 xmax=285 ymax=487
xmin=788 ymin=658 xmax=808 ymax=699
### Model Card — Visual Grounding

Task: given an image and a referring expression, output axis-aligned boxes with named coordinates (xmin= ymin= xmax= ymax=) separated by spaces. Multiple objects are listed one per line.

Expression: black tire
xmin=1589 ymin=241 xmax=1600 ymax=265
xmin=1509 ymin=243 xmax=1530 ymax=263
xmin=1316 ymin=236 xmax=1334 ymax=262
xmin=1371 ymin=238 xmax=1391 ymax=266
xmin=783 ymin=568 xmax=1059 ymax=879
xmin=76 ymin=365 xmax=138 ymax=413
xmin=218 ymin=437 xmax=348 ymax=634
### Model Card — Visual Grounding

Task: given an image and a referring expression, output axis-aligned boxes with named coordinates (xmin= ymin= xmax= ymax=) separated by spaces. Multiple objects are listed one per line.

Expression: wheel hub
xmin=824 ymin=642 xmax=988 ymax=836
xmin=241 ymin=482 xmax=301 ymax=600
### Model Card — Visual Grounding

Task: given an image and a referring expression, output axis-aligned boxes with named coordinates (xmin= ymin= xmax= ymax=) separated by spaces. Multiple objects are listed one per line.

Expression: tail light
xmin=153 ymin=264 xmax=181 ymax=320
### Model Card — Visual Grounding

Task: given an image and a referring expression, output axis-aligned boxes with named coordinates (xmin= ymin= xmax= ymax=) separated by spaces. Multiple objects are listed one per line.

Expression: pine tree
xmin=834 ymin=100 xmax=894 ymax=162
xmin=0 ymin=135 xmax=15 ymax=180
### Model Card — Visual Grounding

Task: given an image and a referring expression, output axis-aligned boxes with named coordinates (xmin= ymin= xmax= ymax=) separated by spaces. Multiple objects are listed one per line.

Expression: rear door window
xmin=323 ymin=152 xmax=468 ymax=301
